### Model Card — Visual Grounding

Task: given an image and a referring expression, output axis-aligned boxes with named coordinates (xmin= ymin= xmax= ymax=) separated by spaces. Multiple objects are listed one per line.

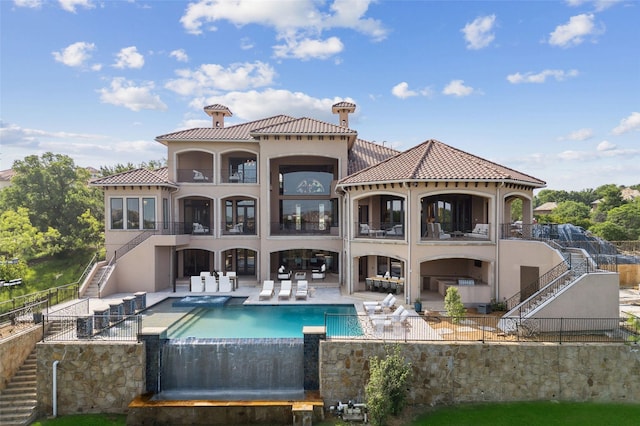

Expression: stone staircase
xmin=0 ymin=351 xmax=37 ymax=426
xmin=0 ymin=321 xmax=64 ymax=426
xmin=82 ymin=265 xmax=112 ymax=298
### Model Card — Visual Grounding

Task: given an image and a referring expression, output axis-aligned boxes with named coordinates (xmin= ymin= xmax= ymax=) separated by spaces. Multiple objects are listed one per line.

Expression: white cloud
xmin=169 ymin=49 xmax=189 ymax=62
xmin=58 ymin=0 xmax=94 ymax=13
xmin=596 ymin=140 xmax=616 ymax=151
xmin=52 ymin=41 xmax=97 ymax=68
xmin=507 ymin=69 xmax=579 ymax=84
xmin=442 ymin=80 xmax=476 ymax=97
xmin=566 ymin=0 xmax=621 ymax=12
xmin=548 ymin=13 xmax=599 ymax=48
xmin=192 ymin=89 xmax=355 ymax=124
xmin=391 ymin=82 xmax=417 ymax=99
xmin=179 ymin=0 xmax=386 ymax=59
xmin=461 ymin=14 xmax=496 ymax=50
xmin=165 ymin=61 xmax=276 ymax=96
xmin=13 ymin=0 xmax=42 ymax=8
xmin=240 ymin=38 xmax=254 ymax=50
xmin=98 ymin=78 xmax=167 ymax=112
xmin=273 ymin=36 xmax=344 ymax=60
xmin=612 ymin=112 xmax=640 ymax=135
xmin=558 ymin=128 xmax=593 ymax=141
xmin=113 ymin=46 xmax=145 ymax=69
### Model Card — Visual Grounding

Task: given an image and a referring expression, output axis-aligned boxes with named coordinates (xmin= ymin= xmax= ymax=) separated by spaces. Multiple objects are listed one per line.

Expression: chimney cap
xmin=332 ymin=101 xmax=356 ymax=114
xmin=204 ymin=104 xmax=233 ymax=118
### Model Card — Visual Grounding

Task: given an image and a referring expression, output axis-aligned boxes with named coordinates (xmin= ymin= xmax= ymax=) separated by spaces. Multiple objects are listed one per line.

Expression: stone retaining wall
xmin=36 ymin=342 xmax=145 ymax=417
xmin=320 ymin=341 xmax=640 ymax=406
xmin=0 ymin=325 xmax=42 ymax=391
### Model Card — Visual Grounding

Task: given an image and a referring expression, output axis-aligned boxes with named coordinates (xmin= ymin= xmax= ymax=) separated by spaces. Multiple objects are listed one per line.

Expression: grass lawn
xmin=33 ymin=402 xmax=639 ymax=426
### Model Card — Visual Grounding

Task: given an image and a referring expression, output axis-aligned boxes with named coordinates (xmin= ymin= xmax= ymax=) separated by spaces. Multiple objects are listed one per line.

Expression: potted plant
xmin=414 ymin=298 xmax=422 ymax=313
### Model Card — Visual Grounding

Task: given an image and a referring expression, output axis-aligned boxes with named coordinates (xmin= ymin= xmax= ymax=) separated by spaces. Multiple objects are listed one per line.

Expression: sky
xmin=1 ymin=0 xmax=639 ymax=191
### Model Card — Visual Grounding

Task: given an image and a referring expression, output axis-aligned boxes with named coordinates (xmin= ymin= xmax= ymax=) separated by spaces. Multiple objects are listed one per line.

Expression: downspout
xmin=406 ymin=182 xmax=412 ymax=305
xmin=52 ymin=360 xmax=60 ymax=417
xmin=495 ymin=182 xmax=504 ymax=302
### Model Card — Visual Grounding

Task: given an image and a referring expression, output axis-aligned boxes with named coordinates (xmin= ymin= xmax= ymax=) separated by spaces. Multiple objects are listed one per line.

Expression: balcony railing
xmin=177 ymin=168 xmax=213 ymax=183
xmin=270 ymin=222 xmax=339 ymax=236
xmin=221 ymin=170 xmax=257 ymax=184
xmin=355 ymin=222 xmax=405 ymax=240
xmin=220 ymin=222 xmax=256 ymax=236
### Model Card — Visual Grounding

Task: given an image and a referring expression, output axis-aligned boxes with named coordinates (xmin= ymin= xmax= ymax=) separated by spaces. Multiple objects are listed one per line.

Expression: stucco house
xmin=90 ymin=102 xmax=619 ymax=322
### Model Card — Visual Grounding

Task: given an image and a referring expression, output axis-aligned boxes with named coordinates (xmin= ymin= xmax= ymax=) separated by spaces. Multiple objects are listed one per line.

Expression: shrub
xmin=445 ymin=286 xmax=465 ymax=324
xmin=365 ymin=345 xmax=412 ymax=426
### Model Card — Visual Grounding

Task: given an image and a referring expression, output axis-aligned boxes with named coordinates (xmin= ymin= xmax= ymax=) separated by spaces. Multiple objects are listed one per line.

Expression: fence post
xmin=559 ymin=318 xmax=563 ymax=344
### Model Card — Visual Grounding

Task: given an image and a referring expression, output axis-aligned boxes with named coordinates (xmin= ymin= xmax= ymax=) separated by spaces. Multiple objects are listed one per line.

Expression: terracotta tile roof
xmin=155 ymin=115 xmax=295 ymax=142
xmin=204 ymin=104 xmax=232 ymax=116
xmin=0 ymin=169 xmax=15 ymax=181
xmin=339 ymin=139 xmax=546 ymax=187
xmin=251 ymin=117 xmax=357 ymax=136
xmin=348 ymin=139 xmax=400 ymax=174
xmin=89 ymin=167 xmax=177 ymax=187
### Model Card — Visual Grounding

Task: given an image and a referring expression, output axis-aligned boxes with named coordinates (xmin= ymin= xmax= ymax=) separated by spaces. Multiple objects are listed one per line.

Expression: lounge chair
xmin=190 ymin=276 xmax=204 ymax=292
xmin=259 ymin=280 xmax=275 ymax=300
xmin=192 ymin=223 xmax=209 ymax=234
xmin=295 ymin=280 xmax=308 ymax=300
xmin=433 ymin=222 xmax=451 ymax=239
xmin=465 ymin=223 xmax=489 ymax=238
xmin=204 ymin=275 xmax=218 ymax=292
xmin=363 ymin=293 xmax=394 ymax=314
xmin=218 ymin=275 xmax=232 ymax=292
xmin=192 ymin=170 xmax=208 ymax=181
xmin=228 ymin=223 xmax=243 ymax=234
xmin=278 ymin=280 xmax=292 ymax=300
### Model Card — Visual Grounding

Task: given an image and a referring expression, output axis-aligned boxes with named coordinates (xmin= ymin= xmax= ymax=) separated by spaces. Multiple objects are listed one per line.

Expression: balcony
xmin=420 ymin=222 xmax=491 ymax=241
xmin=177 ymin=168 xmax=213 ymax=183
xmin=221 ymin=170 xmax=257 ymax=184
xmin=355 ymin=222 xmax=405 ymax=240
xmin=270 ymin=222 xmax=339 ymax=236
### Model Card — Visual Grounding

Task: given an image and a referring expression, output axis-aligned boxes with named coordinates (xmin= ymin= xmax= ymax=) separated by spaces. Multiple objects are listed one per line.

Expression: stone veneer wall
xmin=36 ymin=342 xmax=145 ymax=417
xmin=320 ymin=341 xmax=640 ymax=406
xmin=0 ymin=326 xmax=42 ymax=391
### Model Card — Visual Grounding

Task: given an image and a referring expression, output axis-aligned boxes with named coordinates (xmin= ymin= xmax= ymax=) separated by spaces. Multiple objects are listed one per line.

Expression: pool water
xmin=166 ymin=302 xmax=359 ymax=338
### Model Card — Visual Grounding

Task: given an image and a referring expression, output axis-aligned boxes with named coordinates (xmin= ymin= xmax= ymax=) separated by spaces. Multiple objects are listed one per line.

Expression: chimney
xmin=203 ymin=104 xmax=233 ymax=128
xmin=332 ymin=101 xmax=356 ymax=127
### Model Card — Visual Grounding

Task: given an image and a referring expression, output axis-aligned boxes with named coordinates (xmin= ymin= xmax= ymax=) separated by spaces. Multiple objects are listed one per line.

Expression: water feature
xmin=158 ymin=338 xmax=304 ymax=401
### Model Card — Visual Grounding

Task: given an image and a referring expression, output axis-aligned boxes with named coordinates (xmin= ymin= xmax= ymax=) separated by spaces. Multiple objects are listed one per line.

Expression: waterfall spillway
xmin=159 ymin=338 xmax=305 ymax=401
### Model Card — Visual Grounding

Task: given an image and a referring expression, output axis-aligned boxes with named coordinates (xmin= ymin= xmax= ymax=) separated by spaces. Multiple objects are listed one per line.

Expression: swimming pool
xmin=165 ymin=298 xmax=360 ymax=338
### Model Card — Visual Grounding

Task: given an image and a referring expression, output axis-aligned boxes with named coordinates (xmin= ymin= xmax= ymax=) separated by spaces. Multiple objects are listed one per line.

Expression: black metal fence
xmin=325 ymin=313 xmax=640 ymax=344
xmin=43 ymin=314 xmax=142 ymax=342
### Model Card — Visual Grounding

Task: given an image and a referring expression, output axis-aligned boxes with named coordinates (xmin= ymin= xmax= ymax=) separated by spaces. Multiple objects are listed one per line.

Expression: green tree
xmin=591 ymin=184 xmax=624 ymax=223
xmin=549 ymin=200 xmax=591 ymax=228
xmin=606 ymin=201 xmax=640 ymax=240
xmin=510 ymin=198 xmax=522 ymax=221
xmin=0 ymin=153 xmax=103 ymax=252
xmin=589 ymin=221 xmax=629 ymax=241
xmin=445 ymin=287 xmax=465 ymax=323
xmin=365 ymin=345 xmax=412 ymax=426
xmin=0 ymin=207 xmax=61 ymax=259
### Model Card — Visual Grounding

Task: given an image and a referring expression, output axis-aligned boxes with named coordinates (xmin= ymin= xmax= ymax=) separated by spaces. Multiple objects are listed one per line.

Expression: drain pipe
xmin=52 ymin=360 xmax=60 ymax=417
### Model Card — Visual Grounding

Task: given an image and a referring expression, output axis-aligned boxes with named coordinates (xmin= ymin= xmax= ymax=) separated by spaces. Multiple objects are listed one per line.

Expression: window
xmin=225 ymin=199 xmax=256 ymax=233
xmin=111 ymin=198 xmax=123 ymax=229
xmin=279 ymin=165 xmax=334 ymax=195
xmin=280 ymin=199 xmax=337 ymax=231
xmin=110 ymin=197 xmax=156 ymax=230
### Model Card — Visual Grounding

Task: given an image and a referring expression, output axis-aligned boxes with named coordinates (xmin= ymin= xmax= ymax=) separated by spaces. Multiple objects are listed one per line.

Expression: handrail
xmin=504 ymin=259 xmax=570 ymax=312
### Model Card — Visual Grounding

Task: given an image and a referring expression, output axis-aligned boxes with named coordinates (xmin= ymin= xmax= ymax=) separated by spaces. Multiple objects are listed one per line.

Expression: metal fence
xmin=325 ymin=313 xmax=640 ymax=344
xmin=43 ymin=313 xmax=142 ymax=342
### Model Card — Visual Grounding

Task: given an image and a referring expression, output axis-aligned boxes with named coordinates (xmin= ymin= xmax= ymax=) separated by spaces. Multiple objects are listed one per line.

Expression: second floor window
xmin=110 ymin=197 xmax=156 ymax=230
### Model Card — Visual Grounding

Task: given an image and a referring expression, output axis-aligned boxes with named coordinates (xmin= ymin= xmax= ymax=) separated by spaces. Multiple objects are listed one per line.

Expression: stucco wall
xmin=36 ymin=342 xmax=145 ymax=417
xmin=320 ymin=341 xmax=640 ymax=406
xmin=0 ymin=325 xmax=42 ymax=391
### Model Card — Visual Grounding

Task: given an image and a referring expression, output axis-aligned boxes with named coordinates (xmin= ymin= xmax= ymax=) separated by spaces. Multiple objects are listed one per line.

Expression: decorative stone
xmin=134 ymin=292 xmax=147 ymax=311
xmin=93 ymin=307 xmax=110 ymax=330
xmin=109 ymin=302 xmax=123 ymax=323
xmin=123 ymin=296 xmax=136 ymax=315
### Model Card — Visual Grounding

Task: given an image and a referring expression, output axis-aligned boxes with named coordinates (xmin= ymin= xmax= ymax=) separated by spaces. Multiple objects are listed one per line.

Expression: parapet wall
xmin=320 ymin=341 xmax=640 ymax=406
xmin=36 ymin=342 xmax=145 ymax=417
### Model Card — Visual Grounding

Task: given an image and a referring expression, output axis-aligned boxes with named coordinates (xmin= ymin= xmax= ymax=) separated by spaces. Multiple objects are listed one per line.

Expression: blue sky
xmin=1 ymin=0 xmax=638 ymax=191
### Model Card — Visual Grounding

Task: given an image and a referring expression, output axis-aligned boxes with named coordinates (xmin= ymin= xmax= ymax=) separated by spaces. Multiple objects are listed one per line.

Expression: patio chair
xmin=190 ymin=276 xmax=204 ymax=292
xmin=277 ymin=265 xmax=292 ymax=281
xmin=192 ymin=170 xmax=208 ymax=181
xmin=218 ymin=275 xmax=232 ymax=292
xmin=295 ymin=280 xmax=308 ymax=300
xmin=259 ymin=280 xmax=275 ymax=300
xmin=204 ymin=275 xmax=218 ymax=292
xmin=192 ymin=223 xmax=209 ymax=234
xmin=228 ymin=223 xmax=243 ymax=234
xmin=365 ymin=277 xmax=374 ymax=291
xmin=278 ymin=280 xmax=293 ymax=300
xmin=433 ymin=222 xmax=451 ymax=239
xmin=465 ymin=223 xmax=489 ymax=238
xmin=363 ymin=293 xmax=394 ymax=314
xmin=312 ymin=264 xmax=326 ymax=280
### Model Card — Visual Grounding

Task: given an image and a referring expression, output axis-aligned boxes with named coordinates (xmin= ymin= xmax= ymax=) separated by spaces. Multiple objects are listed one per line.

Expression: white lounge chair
xmin=190 ymin=276 xmax=204 ymax=292
xmin=259 ymin=280 xmax=275 ymax=300
xmin=465 ymin=223 xmax=489 ymax=238
xmin=278 ymin=280 xmax=292 ymax=300
xmin=204 ymin=275 xmax=217 ymax=292
xmin=192 ymin=223 xmax=209 ymax=234
xmin=363 ymin=293 xmax=395 ymax=314
xmin=295 ymin=280 xmax=308 ymax=300
xmin=277 ymin=265 xmax=292 ymax=281
xmin=192 ymin=170 xmax=208 ymax=181
xmin=218 ymin=275 xmax=232 ymax=292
